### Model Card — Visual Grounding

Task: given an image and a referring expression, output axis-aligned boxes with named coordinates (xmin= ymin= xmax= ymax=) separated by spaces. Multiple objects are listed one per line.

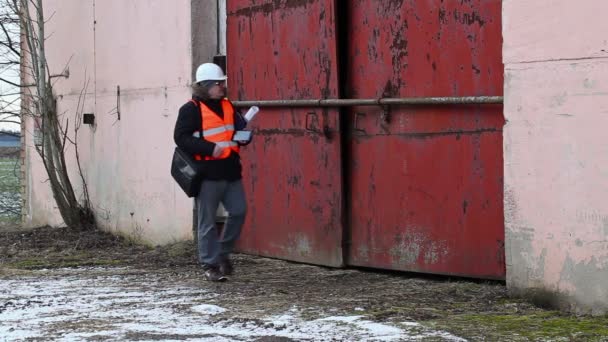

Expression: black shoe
xmin=219 ymin=258 xmax=233 ymax=276
xmin=203 ymin=265 xmax=227 ymax=282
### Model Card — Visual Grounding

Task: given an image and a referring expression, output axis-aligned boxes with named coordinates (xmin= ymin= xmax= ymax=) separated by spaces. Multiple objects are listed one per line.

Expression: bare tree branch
xmin=0 ymin=76 xmax=21 ymax=87
xmin=0 ymin=20 xmax=20 ymax=56
xmin=0 ymin=119 xmax=19 ymax=125
xmin=11 ymin=0 xmax=96 ymax=229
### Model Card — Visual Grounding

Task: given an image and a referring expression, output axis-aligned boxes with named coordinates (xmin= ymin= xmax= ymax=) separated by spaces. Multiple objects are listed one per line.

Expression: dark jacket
xmin=173 ymin=97 xmax=247 ymax=181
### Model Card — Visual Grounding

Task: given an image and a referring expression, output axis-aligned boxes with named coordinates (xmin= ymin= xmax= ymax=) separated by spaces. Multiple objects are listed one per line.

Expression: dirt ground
xmin=1 ymin=226 xmax=607 ymax=341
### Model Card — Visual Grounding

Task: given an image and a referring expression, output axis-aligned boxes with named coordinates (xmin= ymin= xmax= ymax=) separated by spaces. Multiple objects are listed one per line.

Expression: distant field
xmin=0 ymin=156 xmax=20 ymax=227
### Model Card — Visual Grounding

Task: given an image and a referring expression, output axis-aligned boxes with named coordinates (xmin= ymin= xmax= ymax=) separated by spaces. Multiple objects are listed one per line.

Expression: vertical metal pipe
xmin=216 ymin=0 xmax=220 ymax=55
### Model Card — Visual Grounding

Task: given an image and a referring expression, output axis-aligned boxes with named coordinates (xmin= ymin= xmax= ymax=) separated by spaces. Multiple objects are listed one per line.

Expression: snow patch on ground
xmin=192 ymin=304 xmax=227 ymax=315
xmin=0 ymin=267 xmax=465 ymax=341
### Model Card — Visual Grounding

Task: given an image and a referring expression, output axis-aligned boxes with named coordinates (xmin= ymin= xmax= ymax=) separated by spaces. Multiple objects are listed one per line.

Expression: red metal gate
xmin=226 ymin=1 xmax=344 ymax=266
xmin=345 ymin=0 xmax=505 ymax=279
xmin=227 ymin=0 xmax=505 ymax=278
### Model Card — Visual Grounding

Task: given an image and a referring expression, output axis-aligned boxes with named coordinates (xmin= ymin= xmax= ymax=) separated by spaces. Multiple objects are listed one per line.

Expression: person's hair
xmin=191 ymin=81 xmax=214 ymax=100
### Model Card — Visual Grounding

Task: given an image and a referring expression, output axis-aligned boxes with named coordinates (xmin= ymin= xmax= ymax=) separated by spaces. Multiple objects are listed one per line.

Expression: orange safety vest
xmin=191 ymin=99 xmax=240 ymax=161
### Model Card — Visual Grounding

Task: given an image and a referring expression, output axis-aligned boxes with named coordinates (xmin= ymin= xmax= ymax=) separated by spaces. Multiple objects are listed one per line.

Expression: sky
xmin=0 ymin=1 xmax=21 ymax=132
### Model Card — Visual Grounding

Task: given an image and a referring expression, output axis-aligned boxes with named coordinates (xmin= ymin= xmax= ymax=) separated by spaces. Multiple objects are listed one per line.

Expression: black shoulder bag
xmin=171 ymin=100 xmax=205 ymax=197
xmin=170 ymin=146 xmax=204 ymax=197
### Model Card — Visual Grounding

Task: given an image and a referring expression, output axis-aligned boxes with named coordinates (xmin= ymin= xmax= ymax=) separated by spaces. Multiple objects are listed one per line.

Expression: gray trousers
xmin=196 ymin=179 xmax=247 ymax=266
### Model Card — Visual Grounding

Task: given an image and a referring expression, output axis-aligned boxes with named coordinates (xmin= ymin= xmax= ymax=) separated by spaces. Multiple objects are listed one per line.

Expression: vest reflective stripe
xmin=203 ymin=124 xmax=235 ymax=137
xmin=192 ymin=99 xmax=240 ymax=161
xmin=215 ymin=141 xmax=238 ymax=147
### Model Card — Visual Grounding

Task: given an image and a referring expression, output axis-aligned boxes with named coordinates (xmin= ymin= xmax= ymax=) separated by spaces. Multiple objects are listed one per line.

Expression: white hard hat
xmin=195 ymin=63 xmax=227 ymax=83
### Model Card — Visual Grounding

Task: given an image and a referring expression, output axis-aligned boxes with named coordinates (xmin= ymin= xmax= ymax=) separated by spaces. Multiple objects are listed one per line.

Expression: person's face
xmin=208 ymin=80 xmax=226 ymax=99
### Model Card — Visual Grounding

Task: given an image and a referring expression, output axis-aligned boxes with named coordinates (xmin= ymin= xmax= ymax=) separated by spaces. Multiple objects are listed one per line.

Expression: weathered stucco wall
xmin=503 ymin=0 xmax=608 ymax=314
xmin=23 ymin=0 xmax=218 ymax=244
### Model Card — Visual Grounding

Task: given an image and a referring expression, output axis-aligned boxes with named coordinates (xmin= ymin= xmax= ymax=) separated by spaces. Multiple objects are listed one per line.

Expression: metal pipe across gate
xmin=232 ymin=96 xmax=503 ymax=108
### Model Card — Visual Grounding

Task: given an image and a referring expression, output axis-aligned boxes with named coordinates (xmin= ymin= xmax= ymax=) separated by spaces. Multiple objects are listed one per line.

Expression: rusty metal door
xmin=226 ymin=1 xmax=344 ymax=266
xmin=345 ymin=1 xmax=505 ymax=279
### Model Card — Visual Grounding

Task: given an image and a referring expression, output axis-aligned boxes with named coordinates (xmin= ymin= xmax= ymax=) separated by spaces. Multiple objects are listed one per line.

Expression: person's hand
xmin=212 ymin=144 xmax=224 ymax=158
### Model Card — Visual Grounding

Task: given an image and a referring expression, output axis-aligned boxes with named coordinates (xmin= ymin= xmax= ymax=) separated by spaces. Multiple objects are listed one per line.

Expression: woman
xmin=173 ymin=63 xmax=249 ymax=282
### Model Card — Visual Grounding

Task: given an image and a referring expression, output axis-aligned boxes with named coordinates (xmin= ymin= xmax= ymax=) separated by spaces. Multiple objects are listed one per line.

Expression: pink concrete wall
xmin=503 ymin=1 xmax=608 ymax=314
xmin=24 ymin=0 xmax=196 ymax=244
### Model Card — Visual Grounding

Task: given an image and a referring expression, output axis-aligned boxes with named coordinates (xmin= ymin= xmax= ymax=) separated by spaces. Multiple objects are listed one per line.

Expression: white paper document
xmin=244 ymin=106 xmax=259 ymax=122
